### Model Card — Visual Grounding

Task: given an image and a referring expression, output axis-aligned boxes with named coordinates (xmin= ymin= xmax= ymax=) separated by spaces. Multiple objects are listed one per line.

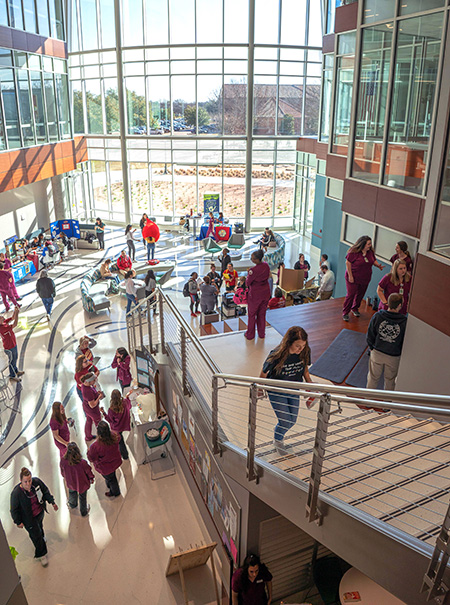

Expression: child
xmin=268 ymin=287 xmax=286 ymax=310
xmin=233 ymin=276 xmax=248 ymax=305
xmin=223 ymin=263 xmax=238 ymax=292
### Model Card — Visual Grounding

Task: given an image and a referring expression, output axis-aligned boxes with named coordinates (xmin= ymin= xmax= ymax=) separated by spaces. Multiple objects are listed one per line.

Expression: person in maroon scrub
xmin=88 ymin=420 xmax=122 ymax=498
xmin=60 ymin=442 xmax=95 ymax=517
xmin=377 ymin=259 xmax=411 ymax=315
xmin=390 ymin=240 xmax=413 ymax=273
xmin=111 ymin=347 xmax=132 ymax=390
xmin=342 ymin=235 xmax=384 ymax=321
xmin=49 ymin=401 xmax=70 ymax=457
xmin=232 ymin=553 xmax=273 ymax=605
xmin=245 ymin=250 xmax=271 ymax=340
xmin=101 ymin=389 xmax=132 ymax=460
xmin=0 ymin=252 xmax=21 ymax=301
xmin=0 ymin=261 xmax=20 ymax=311
xmin=80 ymin=372 xmax=104 ymax=442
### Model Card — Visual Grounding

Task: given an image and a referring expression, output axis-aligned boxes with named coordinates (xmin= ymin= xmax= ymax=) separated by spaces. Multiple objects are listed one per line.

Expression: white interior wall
xmin=396 ymin=315 xmax=450 ymax=396
xmin=0 ymin=179 xmax=53 ymax=243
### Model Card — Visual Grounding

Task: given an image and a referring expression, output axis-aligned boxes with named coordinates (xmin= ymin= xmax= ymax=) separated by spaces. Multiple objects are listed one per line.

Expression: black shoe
xmin=352 ymin=310 xmax=361 ymax=317
xmin=342 ymin=314 xmax=349 ymax=322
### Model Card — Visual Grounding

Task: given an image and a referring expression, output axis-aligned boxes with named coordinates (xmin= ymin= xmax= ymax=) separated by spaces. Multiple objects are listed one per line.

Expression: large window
xmin=432 ymin=131 xmax=450 ymax=260
xmin=332 ymin=32 xmax=356 ymax=155
xmin=70 ymin=0 xmax=323 ymax=224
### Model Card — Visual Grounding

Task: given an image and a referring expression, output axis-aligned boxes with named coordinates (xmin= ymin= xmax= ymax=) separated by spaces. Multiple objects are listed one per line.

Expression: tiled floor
xmin=0 ymin=227 xmax=313 ymax=604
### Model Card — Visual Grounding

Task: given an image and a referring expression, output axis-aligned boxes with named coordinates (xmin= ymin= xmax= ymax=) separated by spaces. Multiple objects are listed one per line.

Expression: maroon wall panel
xmin=335 ymin=2 xmax=359 ymax=33
xmin=0 ymin=25 xmax=67 ymax=59
xmin=408 ymin=254 xmax=450 ymax=338
xmin=374 ymin=188 xmax=424 ymax=239
xmin=342 ymin=179 xmax=377 ymax=222
xmin=326 ymin=154 xmax=347 ymax=180
xmin=323 ymin=34 xmax=335 ymax=54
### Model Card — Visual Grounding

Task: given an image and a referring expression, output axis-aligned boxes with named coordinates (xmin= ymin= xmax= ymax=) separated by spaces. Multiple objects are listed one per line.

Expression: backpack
xmin=183 ymin=281 xmax=190 ymax=297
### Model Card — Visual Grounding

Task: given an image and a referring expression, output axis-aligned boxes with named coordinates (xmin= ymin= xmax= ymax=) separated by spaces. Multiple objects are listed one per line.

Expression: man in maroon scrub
xmin=245 ymin=250 xmax=271 ymax=340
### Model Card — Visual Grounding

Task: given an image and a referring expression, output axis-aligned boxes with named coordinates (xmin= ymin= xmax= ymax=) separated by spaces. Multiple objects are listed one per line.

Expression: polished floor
xmin=0 ymin=227 xmax=315 ymax=605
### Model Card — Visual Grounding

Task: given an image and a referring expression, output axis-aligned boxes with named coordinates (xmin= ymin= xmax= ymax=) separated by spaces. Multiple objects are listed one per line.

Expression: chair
xmin=228 ymin=233 xmax=245 ymax=249
xmin=202 ymin=237 xmax=222 ymax=259
xmin=0 ymin=350 xmax=21 ymax=413
xmin=143 ymin=419 xmax=175 ymax=480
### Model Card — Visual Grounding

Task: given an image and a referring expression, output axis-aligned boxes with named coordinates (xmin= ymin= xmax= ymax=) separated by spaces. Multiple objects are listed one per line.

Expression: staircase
xmin=199 ymin=316 xmax=270 ymax=336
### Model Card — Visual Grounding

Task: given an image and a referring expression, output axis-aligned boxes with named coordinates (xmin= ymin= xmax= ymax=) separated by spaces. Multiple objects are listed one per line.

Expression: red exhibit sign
xmin=214 ymin=225 xmax=231 ymax=241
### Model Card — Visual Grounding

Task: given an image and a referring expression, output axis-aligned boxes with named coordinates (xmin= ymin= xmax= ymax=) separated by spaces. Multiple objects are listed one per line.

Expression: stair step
xmin=224 ymin=318 xmax=241 ymax=332
xmin=211 ymin=321 xmax=226 ymax=334
xmin=199 ymin=324 xmax=214 ymax=336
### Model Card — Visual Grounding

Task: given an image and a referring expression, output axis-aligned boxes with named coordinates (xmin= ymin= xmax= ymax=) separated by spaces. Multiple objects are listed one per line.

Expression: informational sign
xmin=203 ymin=193 xmax=220 ymax=215
xmin=50 ymin=219 xmax=81 ymax=239
xmin=135 ymin=349 xmax=157 ymax=390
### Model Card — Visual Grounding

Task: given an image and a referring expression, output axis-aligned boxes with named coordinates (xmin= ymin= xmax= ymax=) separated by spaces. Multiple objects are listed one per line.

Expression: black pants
xmin=103 ymin=470 xmax=120 ymax=496
xmin=127 ymin=240 xmax=135 ymax=260
xmin=26 ymin=510 xmax=47 ymax=558
xmin=119 ymin=433 xmax=129 ymax=460
xmin=97 ymin=232 xmax=105 ymax=249
xmin=68 ymin=489 xmax=89 ymax=516
xmin=119 ymin=380 xmax=131 ymax=391
xmin=189 ymin=293 xmax=199 ymax=313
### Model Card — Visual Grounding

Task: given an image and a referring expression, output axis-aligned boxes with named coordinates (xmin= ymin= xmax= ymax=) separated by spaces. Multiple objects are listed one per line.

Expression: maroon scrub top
xmin=231 ymin=566 xmax=273 ymax=605
xmin=247 ymin=262 xmax=271 ymax=302
xmin=345 ymin=249 xmax=376 ymax=285
xmin=377 ymin=274 xmax=411 ymax=315
xmin=390 ymin=253 xmax=413 ymax=273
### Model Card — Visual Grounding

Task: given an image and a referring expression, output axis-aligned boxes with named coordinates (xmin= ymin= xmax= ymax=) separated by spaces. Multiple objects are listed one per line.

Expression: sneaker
xmin=40 ymin=555 xmax=48 ymax=567
xmin=16 ymin=370 xmax=25 ymax=376
xmin=105 ymin=491 xmax=120 ymax=498
xmin=342 ymin=314 xmax=349 ymax=322
xmin=81 ymin=505 xmax=91 ymax=517
xmin=273 ymin=438 xmax=288 ymax=455
xmin=10 ymin=376 xmax=21 ymax=382
xmin=352 ymin=310 xmax=361 ymax=317
xmin=67 ymin=501 xmax=77 ymax=510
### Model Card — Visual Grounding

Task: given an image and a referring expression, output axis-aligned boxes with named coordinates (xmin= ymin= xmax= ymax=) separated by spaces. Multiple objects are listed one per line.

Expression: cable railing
xmin=125 ymin=291 xmax=450 ymax=602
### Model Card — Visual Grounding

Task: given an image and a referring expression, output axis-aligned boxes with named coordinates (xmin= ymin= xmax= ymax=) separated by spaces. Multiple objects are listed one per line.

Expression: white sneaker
xmin=273 ymin=438 xmax=288 ymax=455
xmin=40 ymin=555 xmax=48 ymax=567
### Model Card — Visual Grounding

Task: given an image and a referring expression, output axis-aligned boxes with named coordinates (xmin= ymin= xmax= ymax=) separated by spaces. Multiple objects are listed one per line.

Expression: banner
xmin=203 ymin=193 xmax=220 ymax=215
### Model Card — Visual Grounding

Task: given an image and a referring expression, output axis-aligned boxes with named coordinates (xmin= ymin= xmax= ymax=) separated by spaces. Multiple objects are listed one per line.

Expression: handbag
xmin=268 ymin=241 xmax=277 ymax=248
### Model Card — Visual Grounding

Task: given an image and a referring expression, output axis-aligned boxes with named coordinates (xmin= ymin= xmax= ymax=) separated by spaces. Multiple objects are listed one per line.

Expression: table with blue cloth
xmin=12 ymin=259 xmax=36 ymax=282
xmin=196 ymin=224 xmax=210 ymax=240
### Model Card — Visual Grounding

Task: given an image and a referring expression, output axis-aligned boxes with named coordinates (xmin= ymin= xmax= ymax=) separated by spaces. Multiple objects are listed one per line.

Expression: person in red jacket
xmin=101 ymin=389 xmax=132 ymax=460
xmin=111 ymin=347 xmax=132 ymax=389
xmin=88 ymin=421 xmax=122 ymax=498
xmin=60 ymin=442 xmax=95 ymax=516
xmin=116 ymin=250 xmax=134 ymax=278
xmin=245 ymin=250 xmax=271 ymax=340
xmin=267 ymin=287 xmax=286 ymax=310
xmin=74 ymin=355 xmax=99 ymax=401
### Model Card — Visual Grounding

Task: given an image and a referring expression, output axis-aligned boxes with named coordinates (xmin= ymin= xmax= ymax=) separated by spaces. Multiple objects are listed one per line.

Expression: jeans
xmin=147 ymin=242 xmax=155 ymax=261
xmin=97 ymin=232 xmax=105 ymax=249
xmin=41 ymin=296 xmax=54 ymax=315
xmin=8 ymin=345 xmax=18 ymax=378
xmin=26 ymin=510 xmax=47 ymax=558
xmin=189 ymin=293 xmax=199 ymax=313
xmin=268 ymin=391 xmax=300 ymax=442
xmin=127 ymin=240 xmax=136 ymax=260
xmin=68 ymin=489 xmax=89 ymax=516
xmin=119 ymin=433 xmax=129 ymax=460
xmin=103 ymin=470 xmax=120 ymax=496
xmin=126 ymin=293 xmax=137 ymax=314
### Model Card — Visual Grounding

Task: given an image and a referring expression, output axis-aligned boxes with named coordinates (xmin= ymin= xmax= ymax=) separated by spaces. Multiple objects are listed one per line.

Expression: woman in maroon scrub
xmin=111 ymin=347 xmax=132 ymax=390
xmin=390 ymin=240 xmax=413 ymax=273
xmin=0 ymin=252 xmax=21 ymax=300
xmin=231 ymin=553 xmax=273 ymax=605
xmin=60 ymin=442 xmax=94 ymax=517
xmin=101 ymin=389 xmax=132 ymax=460
xmin=88 ymin=420 xmax=122 ymax=498
xmin=245 ymin=250 xmax=271 ymax=340
xmin=80 ymin=372 xmax=104 ymax=442
xmin=49 ymin=401 xmax=70 ymax=457
xmin=377 ymin=259 xmax=411 ymax=315
xmin=342 ymin=235 xmax=384 ymax=321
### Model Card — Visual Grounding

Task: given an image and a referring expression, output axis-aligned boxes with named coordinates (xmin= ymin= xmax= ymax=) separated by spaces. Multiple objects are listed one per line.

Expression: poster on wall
xmin=203 ymin=193 xmax=220 ymax=215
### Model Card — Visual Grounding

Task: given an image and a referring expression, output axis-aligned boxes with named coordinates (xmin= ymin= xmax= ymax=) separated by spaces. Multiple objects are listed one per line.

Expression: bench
xmin=263 ymin=233 xmax=285 ymax=269
xmin=80 ymin=266 xmax=120 ymax=315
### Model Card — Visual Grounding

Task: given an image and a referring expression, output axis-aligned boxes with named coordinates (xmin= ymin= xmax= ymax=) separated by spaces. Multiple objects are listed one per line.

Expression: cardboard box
xmin=279 ymin=266 xmax=304 ymax=291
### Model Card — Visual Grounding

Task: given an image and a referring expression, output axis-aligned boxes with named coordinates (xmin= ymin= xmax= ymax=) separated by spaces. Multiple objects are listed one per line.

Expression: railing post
xmin=138 ymin=304 xmax=144 ymax=350
xmin=421 ymin=502 xmax=450 ymax=604
xmin=126 ymin=314 xmax=132 ymax=355
xmin=247 ymin=383 xmax=259 ymax=483
xmin=146 ymin=298 xmax=154 ymax=354
xmin=159 ymin=291 xmax=166 ymax=355
xmin=212 ymin=375 xmax=220 ymax=455
xmin=180 ymin=328 xmax=189 ymax=396
xmin=306 ymin=392 xmax=331 ymax=525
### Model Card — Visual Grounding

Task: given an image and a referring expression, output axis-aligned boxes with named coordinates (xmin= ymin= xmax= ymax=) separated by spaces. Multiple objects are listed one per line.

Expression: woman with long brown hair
xmin=390 ymin=240 xmax=413 ymax=273
xmin=101 ymin=389 xmax=132 ymax=460
xmin=74 ymin=354 xmax=99 ymax=401
xmin=88 ymin=420 xmax=122 ymax=498
xmin=111 ymin=347 xmax=132 ymax=390
xmin=342 ymin=235 xmax=384 ymax=321
xmin=377 ymin=259 xmax=411 ymax=315
xmin=60 ymin=442 xmax=95 ymax=517
xmin=49 ymin=401 xmax=70 ymax=457
xmin=260 ymin=326 xmax=313 ymax=454
xmin=10 ymin=467 xmax=58 ymax=566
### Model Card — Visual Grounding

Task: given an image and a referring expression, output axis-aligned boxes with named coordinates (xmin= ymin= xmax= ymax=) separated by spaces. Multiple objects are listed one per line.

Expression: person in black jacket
xmin=36 ymin=269 xmax=56 ymax=319
xmin=218 ymin=248 xmax=231 ymax=275
xmin=366 ymin=292 xmax=407 ymax=391
xmin=10 ymin=467 xmax=58 ymax=566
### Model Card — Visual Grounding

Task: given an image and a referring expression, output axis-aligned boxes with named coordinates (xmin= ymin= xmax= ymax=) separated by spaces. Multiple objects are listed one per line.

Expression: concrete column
xmin=51 ymin=175 xmax=65 ymax=221
xmin=244 ymin=0 xmax=255 ymax=233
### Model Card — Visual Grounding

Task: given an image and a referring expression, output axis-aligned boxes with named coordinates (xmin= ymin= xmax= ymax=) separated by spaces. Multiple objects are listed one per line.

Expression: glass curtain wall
xmin=332 ymin=32 xmax=356 ymax=155
xmin=69 ymin=0 xmax=323 ymax=226
xmin=0 ymin=0 xmax=65 ymax=39
xmin=351 ymin=3 xmax=445 ymax=195
xmin=0 ymin=49 xmax=71 ymax=149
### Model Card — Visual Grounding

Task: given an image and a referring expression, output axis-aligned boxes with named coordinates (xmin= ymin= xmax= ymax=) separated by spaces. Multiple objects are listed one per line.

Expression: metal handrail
xmin=213 ymin=373 xmax=450 ymax=414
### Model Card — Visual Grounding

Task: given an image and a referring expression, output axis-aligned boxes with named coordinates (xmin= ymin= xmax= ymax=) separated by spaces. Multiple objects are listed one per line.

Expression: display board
xmin=203 ymin=193 xmax=220 ymax=215
xmin=50 ymin=219 xmax=80 ymax=239
xmin=170 ymin=384 xmax=240 ymax=566
xmin=12 ymin=260 xmax=36 ymax=282
xmin=4 ymin=235 xmax=18 ymax=258
xmin=135 ymin=348 xmax=157 ymax=390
